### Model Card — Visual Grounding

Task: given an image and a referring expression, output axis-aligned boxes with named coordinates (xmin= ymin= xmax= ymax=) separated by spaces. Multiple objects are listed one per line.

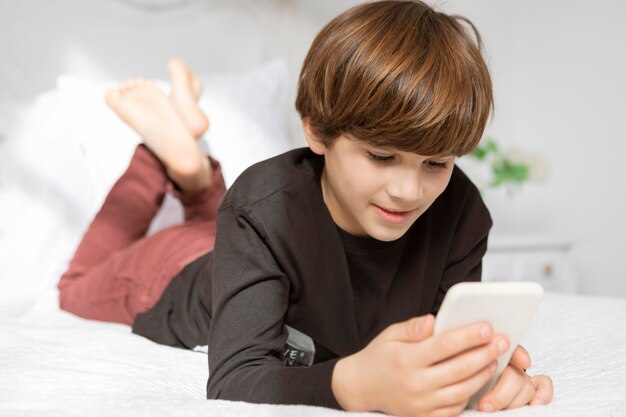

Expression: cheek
xmin=437 ymin=171 xmax=454 ymax=194
xmin=342 ymin=159 xmax=380 ymax=190
xmin=424 ymin=171 xmax=453 ymax=200
xmin=330 ymin=159 xmax=373 ymax=202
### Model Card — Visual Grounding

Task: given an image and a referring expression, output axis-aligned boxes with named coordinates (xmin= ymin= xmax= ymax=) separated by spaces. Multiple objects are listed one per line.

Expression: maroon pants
xmin=57 ymin=144 xmax=226 ymax=325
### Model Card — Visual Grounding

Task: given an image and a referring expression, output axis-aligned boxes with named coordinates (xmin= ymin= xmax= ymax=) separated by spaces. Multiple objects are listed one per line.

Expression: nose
xmin=386 ymin=171 xmax=423 ymax=203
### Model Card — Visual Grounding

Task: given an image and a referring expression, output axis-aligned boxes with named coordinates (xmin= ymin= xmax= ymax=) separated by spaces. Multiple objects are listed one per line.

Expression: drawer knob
xmin=543 ymin=263 xmax=554 ymax=278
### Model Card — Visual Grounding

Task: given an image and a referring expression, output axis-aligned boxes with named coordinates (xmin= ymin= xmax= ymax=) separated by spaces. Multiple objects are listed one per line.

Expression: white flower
xmin=504 ymin=146 xmax=549 ymax=183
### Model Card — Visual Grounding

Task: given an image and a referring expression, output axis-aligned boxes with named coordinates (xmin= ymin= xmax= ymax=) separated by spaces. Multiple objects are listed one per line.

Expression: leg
xmin=166 ymin=59 xmax=227 ymax=222
xmin=63 ymin=68 xmax=220 ymax=275
xmin=61 ymin=144 xmax=169 ymax=282
xmin=57 ymin=143 xmax=172 ymax=323
xmin=59 ymin=220 xmax=217 ymax=324
xmin=59 ymin=72 xmax=223 ymax=323
xmin=168 ymin=156 xmax=226 ymax=223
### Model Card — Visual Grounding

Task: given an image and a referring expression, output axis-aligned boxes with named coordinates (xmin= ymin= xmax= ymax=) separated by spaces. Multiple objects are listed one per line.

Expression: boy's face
xmin=304 ymin=122 xmax=455 ymax=242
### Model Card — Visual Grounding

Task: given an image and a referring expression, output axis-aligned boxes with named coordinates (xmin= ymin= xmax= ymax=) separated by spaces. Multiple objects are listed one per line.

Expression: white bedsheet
xmin=1 ymin=290 xmax=625 ymax=416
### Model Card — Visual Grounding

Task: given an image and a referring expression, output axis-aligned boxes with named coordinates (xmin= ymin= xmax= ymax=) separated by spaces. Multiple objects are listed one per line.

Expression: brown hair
xmin=295 ymin=0 xmax=493 ymax=156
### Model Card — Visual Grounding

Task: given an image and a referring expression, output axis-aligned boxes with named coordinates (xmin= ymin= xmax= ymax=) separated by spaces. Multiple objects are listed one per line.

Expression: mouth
xmin=372 ymin=204 xmax=416 ymax=224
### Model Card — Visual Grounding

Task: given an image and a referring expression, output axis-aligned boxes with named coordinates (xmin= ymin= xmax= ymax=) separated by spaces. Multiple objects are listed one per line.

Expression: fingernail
xmin=498 ymin=339 xmax=509 ymax=353
xmin=481 ymin=403 xmax=494 ymax=412
xmin=489 ymin=361 xmax=498 ymax=373
xmin=480 ymin=325 xmax=491 ymax=338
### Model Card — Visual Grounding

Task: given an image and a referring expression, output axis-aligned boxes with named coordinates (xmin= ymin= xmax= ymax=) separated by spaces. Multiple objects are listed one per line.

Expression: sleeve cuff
xmin=309 ymin=358 xmax=343 ymax=410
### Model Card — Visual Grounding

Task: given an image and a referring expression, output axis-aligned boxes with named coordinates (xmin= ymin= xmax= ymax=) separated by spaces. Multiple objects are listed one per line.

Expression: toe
xmin=136 ymin=78 xmax=151 ymax=87
xmin=190 ymin=74 xmax=203 ymax=99
xmin=167 ymin=58 xmax=186 ymax=75
xmin=120 ymin=79 xmax=139 ymax=92
xmin=105 ymin=89 xmax=122 ymax=109
xmin=118 ymin=81 xmax=131 ymax=93
xmin=168 ymin=58 xmax=192 ymax=88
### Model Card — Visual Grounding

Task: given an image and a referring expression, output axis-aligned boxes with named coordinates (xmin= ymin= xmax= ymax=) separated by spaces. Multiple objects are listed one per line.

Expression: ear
xmin=301 ymin=118 xmax=326 ymax=156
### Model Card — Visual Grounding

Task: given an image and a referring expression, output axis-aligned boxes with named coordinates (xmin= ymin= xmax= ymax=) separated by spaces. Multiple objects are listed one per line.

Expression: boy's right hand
xmin=331 ymin=314 xmax=510 ymax=417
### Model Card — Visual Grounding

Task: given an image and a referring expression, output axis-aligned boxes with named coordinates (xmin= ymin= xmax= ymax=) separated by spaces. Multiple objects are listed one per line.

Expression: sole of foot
xmin=105 ymin=80 xmax=212 ymax=193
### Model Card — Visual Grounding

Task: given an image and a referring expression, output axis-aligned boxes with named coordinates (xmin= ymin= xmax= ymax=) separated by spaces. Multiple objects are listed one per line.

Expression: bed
xmin=1 ymin=1 xmax=626 ymax=416
xmin=2 ymin=288 xmax=625 ymax=416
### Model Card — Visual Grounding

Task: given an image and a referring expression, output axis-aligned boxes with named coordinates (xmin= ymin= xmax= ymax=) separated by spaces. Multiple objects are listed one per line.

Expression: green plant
xmin=470 ymin=138 xmax=530 ymax=188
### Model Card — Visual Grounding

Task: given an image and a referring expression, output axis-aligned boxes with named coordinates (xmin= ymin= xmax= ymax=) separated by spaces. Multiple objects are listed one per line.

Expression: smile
xmin=372 ymin=204 xmax=415 ymax=224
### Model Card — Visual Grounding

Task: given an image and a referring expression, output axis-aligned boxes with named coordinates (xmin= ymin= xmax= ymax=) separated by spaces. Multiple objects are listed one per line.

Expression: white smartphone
xmin=433 ymin=282 xmax=544 ymax=409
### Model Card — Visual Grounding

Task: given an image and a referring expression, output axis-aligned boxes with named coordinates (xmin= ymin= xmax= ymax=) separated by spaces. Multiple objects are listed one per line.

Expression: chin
xmin=367 ymin=226 xmax=409 ymax=242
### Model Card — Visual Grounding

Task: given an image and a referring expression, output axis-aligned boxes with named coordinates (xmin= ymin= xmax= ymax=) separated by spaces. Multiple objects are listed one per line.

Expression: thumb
xmin=381 ymin=314 xmax=435 ymax=343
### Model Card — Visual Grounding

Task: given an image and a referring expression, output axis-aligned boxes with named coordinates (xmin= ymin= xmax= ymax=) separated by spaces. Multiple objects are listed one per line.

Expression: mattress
xmin=1 ymin=289 xmax=625 ymax=416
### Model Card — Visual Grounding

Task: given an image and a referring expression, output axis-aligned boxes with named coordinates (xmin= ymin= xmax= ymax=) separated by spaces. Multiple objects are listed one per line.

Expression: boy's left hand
xmin=477 ymin=345 xmax=553 ymax=412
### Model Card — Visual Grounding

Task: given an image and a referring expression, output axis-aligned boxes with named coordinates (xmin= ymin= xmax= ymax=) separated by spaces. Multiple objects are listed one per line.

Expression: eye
xmin=367 ymin=151 xmax=395 ymax=165
xmin=424 ymin=160 xmax=449 ymax=169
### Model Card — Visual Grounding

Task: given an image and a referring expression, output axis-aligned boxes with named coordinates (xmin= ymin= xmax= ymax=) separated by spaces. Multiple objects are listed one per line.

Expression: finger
xmin=477 ymin=366 xmax=526 ymax=412
xmin=507 ymin=377 xmax=536 ymax=409
xmin=381 ymin=314 xmax=435 ymax=343
xmin=417 ymin=322 xmax=503 ymax=365
xmin=530 ymin=375 xmax=554 ymax=405
xmin=509 ymin=345 xmax=531 ymax=370
xmin=429 ymin=360 xmax=497 ymax=408
xmin=426 ymin=334 xmax=508 ymax=385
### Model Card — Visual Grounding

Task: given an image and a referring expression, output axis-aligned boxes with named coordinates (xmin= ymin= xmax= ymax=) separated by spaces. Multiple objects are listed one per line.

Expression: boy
xmin=59 ymin=1 xmax=553 ymax=416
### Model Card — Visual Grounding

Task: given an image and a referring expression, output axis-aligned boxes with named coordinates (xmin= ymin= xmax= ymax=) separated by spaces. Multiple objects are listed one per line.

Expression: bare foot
xmin=105 ymin=79 xmax=212 ymax=193
xmin=167 ymin=58 xmax=209 ymax=139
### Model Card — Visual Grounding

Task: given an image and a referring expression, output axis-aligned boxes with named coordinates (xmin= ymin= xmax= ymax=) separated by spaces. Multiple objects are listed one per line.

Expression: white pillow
xmin=0 ymin=61 xmax=293 ymax=316
xmin=57 ymin=59 xmax=293 ymax=232
xmin=0 ymin=91 xmax=94 ymax=315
